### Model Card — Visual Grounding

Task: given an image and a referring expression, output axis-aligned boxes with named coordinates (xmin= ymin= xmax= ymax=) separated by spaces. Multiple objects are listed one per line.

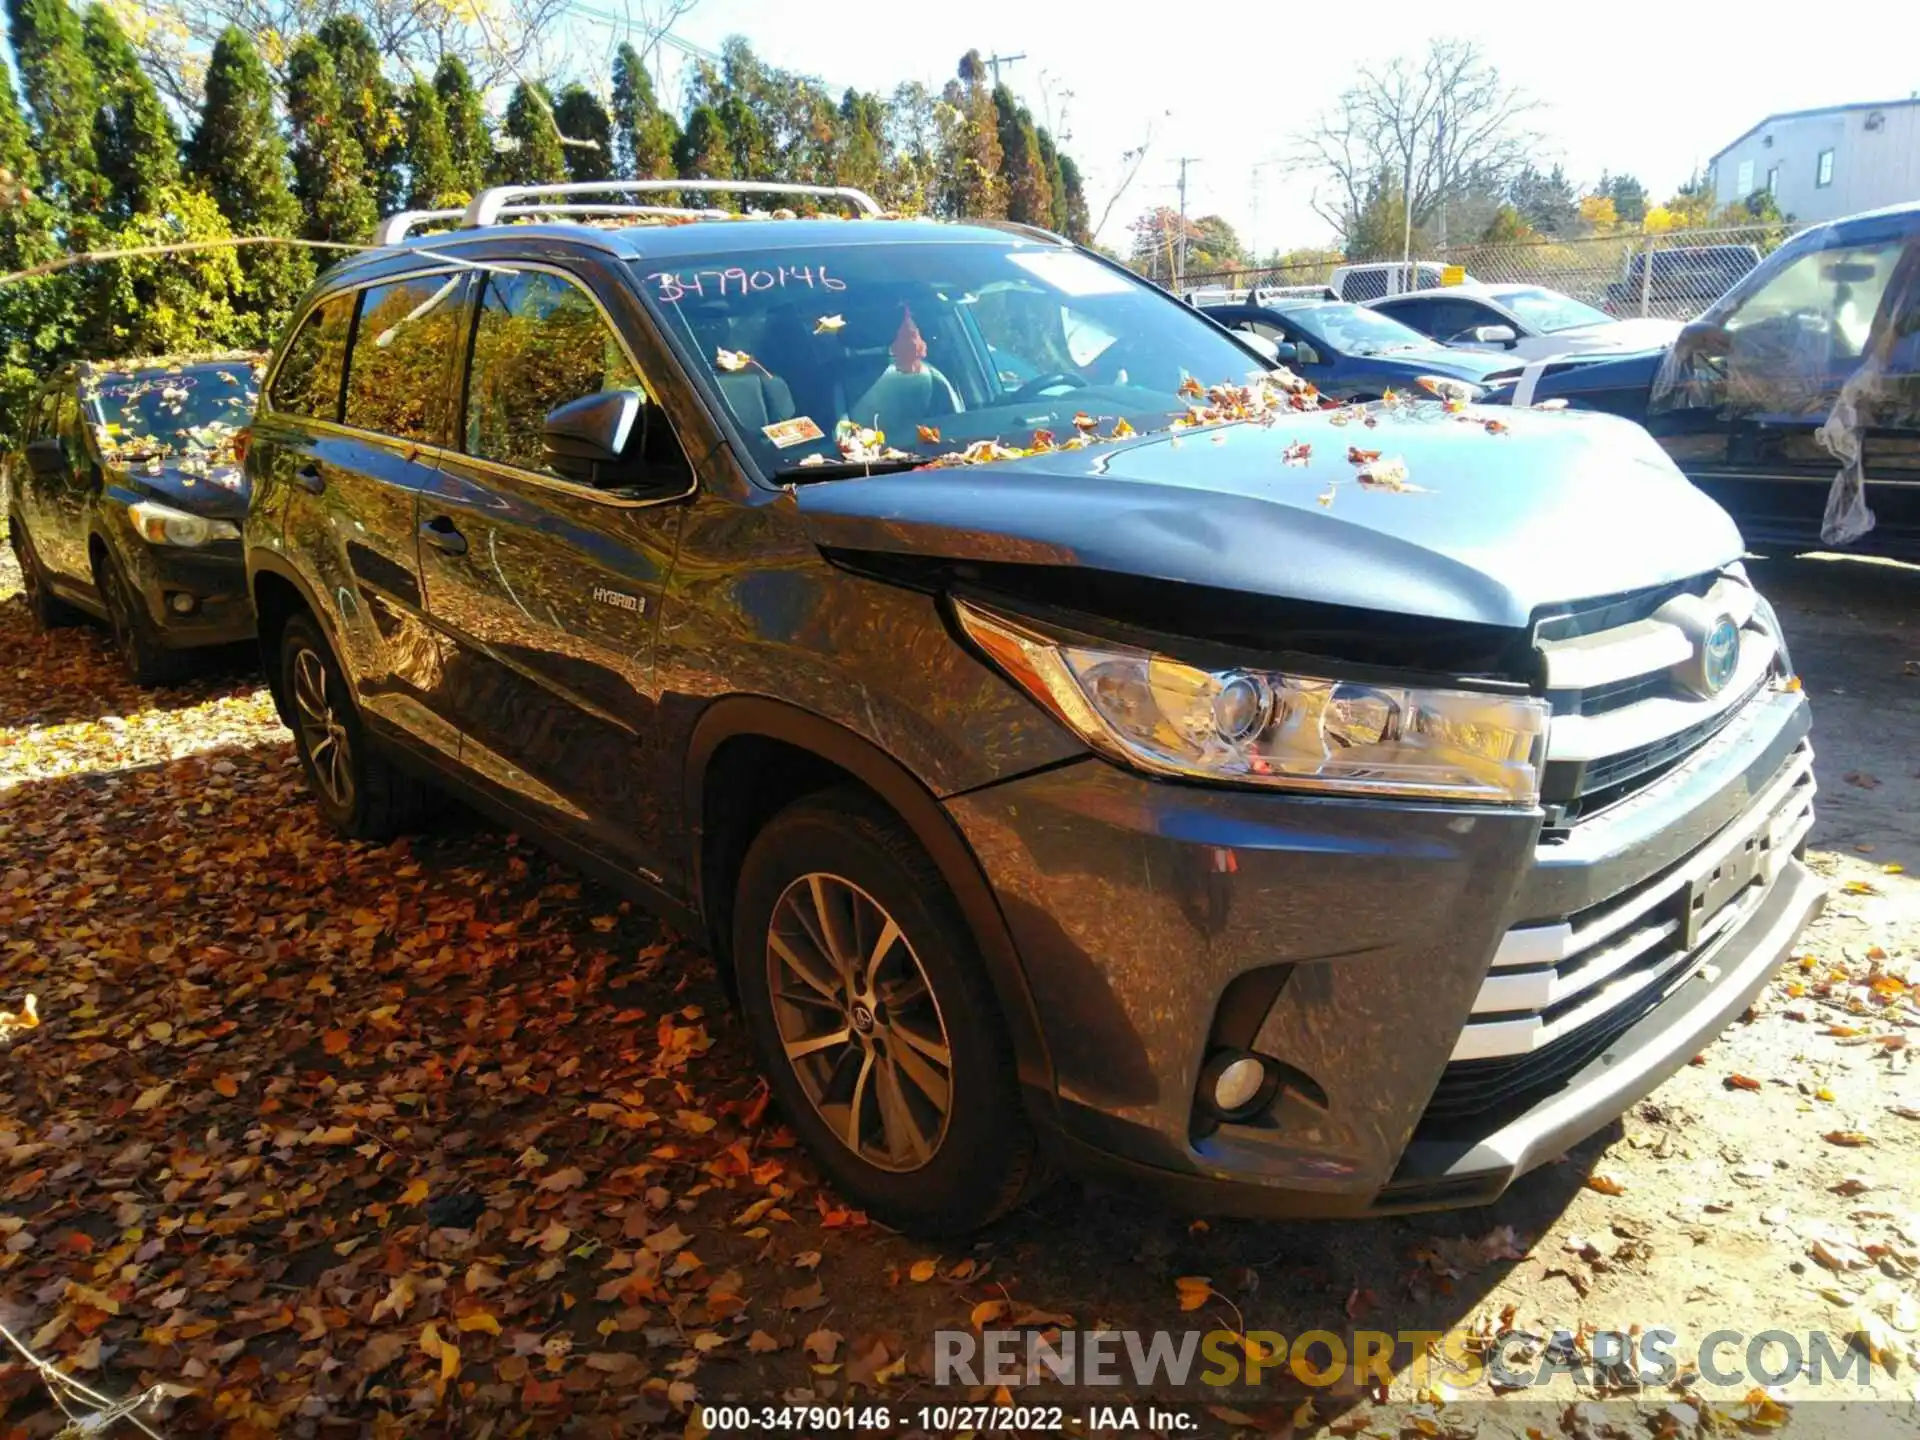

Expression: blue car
xmin=1200 ymin=299 xmax=1524 ymax=401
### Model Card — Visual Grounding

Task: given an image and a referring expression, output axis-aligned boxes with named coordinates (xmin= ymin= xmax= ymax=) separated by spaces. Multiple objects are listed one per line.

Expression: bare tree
xmin=127 ymin=0 xmax=575 ymax=108
xmin=1288 ymin=38 xmax=1540 ymax=244
xmin=1091 ymin=110 xmax=1165 ymax=247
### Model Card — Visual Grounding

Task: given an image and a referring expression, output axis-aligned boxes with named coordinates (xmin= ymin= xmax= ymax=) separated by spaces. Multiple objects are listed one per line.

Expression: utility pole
xmin=984 ymin=51 xmax=1026 ymax=85
xmin=1175 ymin=156 xmax=1199 ymax=288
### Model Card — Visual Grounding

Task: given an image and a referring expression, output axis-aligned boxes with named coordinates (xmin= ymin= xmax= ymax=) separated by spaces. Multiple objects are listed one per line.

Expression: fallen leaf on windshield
xmin=1356 ymin=458 xmax=1423 ymax=493
xmin=1031 ymin=429 xmax=1056 ymax=450
xmin=715 ymin=348 xmax=751 ymax=372
xmin=1072 ymin=411 xmax=1098 ymax=431
xmin=1179 ymin=376 xmax=1204 ymax=399
xmin=1175 ymin=1276 xmax=1213 ymax=1311
xmin=916 ymin=424 xmax=940 ymax=444
xmin=1347 ymin=446 xmax=1381 ymax=464
xmin=1282 ymin=441 xmax=1311 ymax=466
xmin=1111 ymin=418 xmax=1135 ymax=438
xmin=813 ymin=314 xmax=845 ymax=334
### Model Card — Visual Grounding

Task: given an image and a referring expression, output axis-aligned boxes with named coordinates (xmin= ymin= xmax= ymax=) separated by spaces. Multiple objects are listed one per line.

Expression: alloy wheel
xmin=765 ymin=872 xmax=954 ymax=1172
xmin=292 ymin=645 xmax=354 ymax=811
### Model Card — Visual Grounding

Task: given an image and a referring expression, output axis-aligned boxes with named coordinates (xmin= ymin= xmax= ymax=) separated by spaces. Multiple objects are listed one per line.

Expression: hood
xmin=114 ymin=459 xmax=251 ymax=521
xmin=1352 ymin=345 xmax=1522 ymax=383
xmin=793 ymin=403 xmax=1743 ymax=631
xmin=1549 ymin=317 xmax=1685 ymax=355
xmin=1529 ymin=346 xmax=1667 ymax=401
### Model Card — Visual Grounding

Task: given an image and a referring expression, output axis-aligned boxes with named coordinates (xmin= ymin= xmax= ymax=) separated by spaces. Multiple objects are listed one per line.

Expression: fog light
xmin=168 ymin=592 xmax=197 ymax=615
xmin=1201 ymin=1049 xmax=1271 ymax=1119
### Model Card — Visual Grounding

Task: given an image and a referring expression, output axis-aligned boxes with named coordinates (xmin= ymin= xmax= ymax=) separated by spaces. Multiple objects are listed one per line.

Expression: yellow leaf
xmin=908 ymin=1259 xmax=938 ymax=1283
xmin=457 ymin=1310 xmax=501 ymax=1336
xmin=1175 ymin=1276 xmax=1213 ymax=1312
xmin=131 ymin=1083 xmax=171 ymax=1113
xmin=970 ymin=1298 xmax=1009 ymax=1328
xmin=1824 ymin=1130 xmax=1872 ymax=1147
xmin=400 ymin=1178 xmax=430 ymax=1205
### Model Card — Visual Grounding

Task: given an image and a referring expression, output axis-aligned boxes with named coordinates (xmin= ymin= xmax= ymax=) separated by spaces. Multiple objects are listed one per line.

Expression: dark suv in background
xmin=6 ymin=355 xmax=262 ymax=683
xmin=245 ymin=182 xmax=1821 ymax=1234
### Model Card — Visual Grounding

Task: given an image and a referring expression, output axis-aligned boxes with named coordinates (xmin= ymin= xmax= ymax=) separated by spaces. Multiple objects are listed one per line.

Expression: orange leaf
xmin=322 ymin=1029 xmax=352 ymax=1055
xmin=1175 ymin=1276 xmax=1213 ymax=1312
xmin=1586 ymin=1172 xmax=1626 ymax=1196
xmin=212 ymin=1074 xmax=239 ymax=1098
xmin=1725 ymin=1073 xmax=1763 ymax=1091
xmin=916 ymin=424 xmax=941 ymax=444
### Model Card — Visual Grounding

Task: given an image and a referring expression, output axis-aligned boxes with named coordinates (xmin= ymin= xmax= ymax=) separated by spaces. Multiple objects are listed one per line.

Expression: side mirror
xmin=1236 ymin=330 xmax=1282 ymax=363
xmin=1471 ymin=324 xmax=1519 ymax=348
xmin=543 ymin=388 xmax=692 ymax=495
xmin=24 ymin=436 xmax=67 ymax=477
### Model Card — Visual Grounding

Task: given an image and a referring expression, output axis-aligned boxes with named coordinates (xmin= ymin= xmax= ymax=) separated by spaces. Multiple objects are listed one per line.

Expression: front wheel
xmin=98 ymin=550 xmax=189 ymax=687
xmin=732 ymin=787 xmax=1039 ymax=1235
xmin=280 ymin=612 xmax=432 ymax=839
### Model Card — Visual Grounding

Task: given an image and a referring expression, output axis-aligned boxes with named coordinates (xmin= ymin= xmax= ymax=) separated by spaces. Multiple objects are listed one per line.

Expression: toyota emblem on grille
xmin=1699 ymin=616 xmax=1740 ymax=696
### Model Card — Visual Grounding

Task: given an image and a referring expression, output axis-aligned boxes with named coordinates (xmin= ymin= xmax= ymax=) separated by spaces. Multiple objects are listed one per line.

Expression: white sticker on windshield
xmin=1006 ymin=250 xmax=1133 ymax=297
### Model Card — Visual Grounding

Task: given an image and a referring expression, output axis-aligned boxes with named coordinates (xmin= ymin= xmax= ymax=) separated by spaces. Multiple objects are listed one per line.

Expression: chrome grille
xmin=1446 ymin=741 xmax=1815 ymax=1077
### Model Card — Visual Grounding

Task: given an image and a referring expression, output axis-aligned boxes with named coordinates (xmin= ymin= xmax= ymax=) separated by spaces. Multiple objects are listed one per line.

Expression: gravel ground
xmin=1 ymin=540 xmax=1916 ymax=1439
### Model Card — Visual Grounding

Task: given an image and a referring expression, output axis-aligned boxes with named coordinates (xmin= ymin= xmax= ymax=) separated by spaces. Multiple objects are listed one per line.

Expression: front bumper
xmin=945 ymin=684 xmax=1817 ymax=1217
xmin=108 ymin=513 xmax=253 ymax=649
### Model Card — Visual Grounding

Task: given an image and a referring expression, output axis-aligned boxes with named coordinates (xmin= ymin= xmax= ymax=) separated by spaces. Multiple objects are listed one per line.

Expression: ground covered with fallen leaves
xmin=2 ymin=545 xmax=1918 ymax=1439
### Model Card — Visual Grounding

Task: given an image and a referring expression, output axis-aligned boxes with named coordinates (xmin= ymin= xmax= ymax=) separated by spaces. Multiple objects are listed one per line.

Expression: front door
xmin=1647 ymin=224 xmax=1920 ymax=553
xmin=416 ymin=260 xmax=689 ymax=881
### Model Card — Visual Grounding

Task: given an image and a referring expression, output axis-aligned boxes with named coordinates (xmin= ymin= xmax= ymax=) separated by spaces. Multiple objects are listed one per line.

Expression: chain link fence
xmin=1180 ymin=223 xmax=1813 ymax=320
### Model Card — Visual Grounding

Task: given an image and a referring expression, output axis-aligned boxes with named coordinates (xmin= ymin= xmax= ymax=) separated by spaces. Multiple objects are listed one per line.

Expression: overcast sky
xmin=602 ymin=0 xmax=1920 ymax=255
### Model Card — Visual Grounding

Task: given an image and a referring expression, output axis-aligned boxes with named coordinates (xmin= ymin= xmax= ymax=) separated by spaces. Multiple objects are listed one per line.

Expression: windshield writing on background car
xmin=1285 ymin=303 xmax=1432 ymax=357
xmin=632 ymin=242 xmax=1265 ymax=476
xmin=83 ymin=363 xmax=258 ymax=466
xmin=1498 ymin=289 xmax=1614 ymax=334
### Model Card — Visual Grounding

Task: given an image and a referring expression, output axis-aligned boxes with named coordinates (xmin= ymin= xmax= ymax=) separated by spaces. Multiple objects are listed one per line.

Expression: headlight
xmin=956 ymin=600 xmax=1550 ymax=806
xmin=127 ymin=499 xmax=240 ymax=548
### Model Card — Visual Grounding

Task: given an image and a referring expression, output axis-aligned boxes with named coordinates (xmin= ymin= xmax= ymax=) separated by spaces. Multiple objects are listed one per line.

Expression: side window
xmin=1344 ymin=270 xmax=1387 ymax=302
xmin=463 ymin=270 xmax=645 ymax=479
xmin=1429 ymin=300 xmax=1497 ymax=340
xmin=344 ymin=274 xmax=466 ymax=443
xmin=269 ymin=295 xmax=353 ymax=421
xmin=55 ymin=391 xmax=86 ymax=468
xmin=1653 ymin=237 xmax=1911 ymax=419
xmin=1377 ymin=300 xmax=1434 ymax=335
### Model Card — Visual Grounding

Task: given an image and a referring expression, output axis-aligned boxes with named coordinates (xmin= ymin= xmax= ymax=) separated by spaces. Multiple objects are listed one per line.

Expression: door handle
xmin=419 ymin=515 xmax=468 ymax=556
xmin=294 ymin=464 xmax=324 ymax=495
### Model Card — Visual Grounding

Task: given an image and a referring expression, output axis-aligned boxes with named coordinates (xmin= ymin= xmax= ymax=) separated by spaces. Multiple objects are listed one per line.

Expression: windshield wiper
xmin=773 ymin=457 xmax=928 ymax=483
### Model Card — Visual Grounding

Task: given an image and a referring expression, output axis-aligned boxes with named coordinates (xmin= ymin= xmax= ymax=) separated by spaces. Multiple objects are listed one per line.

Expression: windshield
xmin=632 ymin=241 xmax=1267 ymax=475
xmin=1496 ymin=288 xmax=1613 ymax=334
xmin=1284 ymin=303 xmax=1431 ymax=357
xmin=83 ymin=361 xmax=260 ymax=465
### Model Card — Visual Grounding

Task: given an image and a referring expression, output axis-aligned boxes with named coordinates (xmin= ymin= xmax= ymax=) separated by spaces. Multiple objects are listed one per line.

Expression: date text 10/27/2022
xmin=698 ymin=1404 xmax=1199 ymax=1432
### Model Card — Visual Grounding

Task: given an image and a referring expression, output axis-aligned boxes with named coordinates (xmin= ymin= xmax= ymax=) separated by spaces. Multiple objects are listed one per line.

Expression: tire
xmin=9 ymin=520 xmax=81 ymax=630
xmin=280 ymin=611 xmax=432 ymax=840
xmin=97 ymin=549 xmax=190 ymax=687
xmin=732 ymin=786 xmax=1038 ymax=1235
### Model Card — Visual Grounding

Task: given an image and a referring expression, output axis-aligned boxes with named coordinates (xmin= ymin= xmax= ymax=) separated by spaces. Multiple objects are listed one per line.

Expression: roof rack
xmin=464 ymin=179 xmax=883 ymax=229
xmin=375 ymin=201 xmax=730 ymax=246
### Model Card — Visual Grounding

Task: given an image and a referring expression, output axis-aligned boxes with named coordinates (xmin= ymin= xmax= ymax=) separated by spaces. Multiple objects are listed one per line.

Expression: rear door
xmin=416 ymin=254 xmax=691 ymax=879
xmin=262 ymin=271 xmax=468 ymax=762
xmin=35 ymin=385 xmax=97 ymax=583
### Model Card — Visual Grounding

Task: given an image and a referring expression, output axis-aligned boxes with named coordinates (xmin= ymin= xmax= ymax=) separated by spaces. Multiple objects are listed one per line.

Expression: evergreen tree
xmin=947 ymin=52 xmax=1003 ymax=219
xmin=286 ymin=35 xmax=378 ymax=244
xmin=1507 ymin=163 xmax=1579 ymax=236
xmin=400 ymin=79 xmax=460 ymax=208
xmin=315 ymin=16 xmax=399 ymax=210
xmin=834 ymin=88 xmax=883 ymax=196
xmin=553 ymin=84 xmax=612 ymax=183
xmin=1057 ymin=153 xmax=1091 ymax=243
xmin=992 ymin=84 xmax=1051 ymax=228
xmin=6 ymin=0 xmax=103 ymax=215
xmin=83 ymin=4 xmax=179 ymax=221
xmin=610 ymin=42 xmax=678 ymax=183
xmin=1600 ymin=170 xmax=1649 ymax=224
xmin=674 ymin=104 xmax=732 ymax=208
xmin=433 ymin=57 xmax=491 ymax=198
xmin=717 ymin=94 xmax=768 ymax=182
xmin=495 ymin=82 xmax=567 ymax=185
xmin=189 ymin=27 xmax=311 ymax=343
xmin=1035 ymin=127 xmax=1069 ymax=235
xmin=0 ymin=52 xmax=67 ymax=447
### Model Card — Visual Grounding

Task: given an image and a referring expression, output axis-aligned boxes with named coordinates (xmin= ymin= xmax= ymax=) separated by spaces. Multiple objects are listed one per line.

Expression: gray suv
xmin=243 ymin=181 xmax=1822 ymax=1234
